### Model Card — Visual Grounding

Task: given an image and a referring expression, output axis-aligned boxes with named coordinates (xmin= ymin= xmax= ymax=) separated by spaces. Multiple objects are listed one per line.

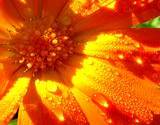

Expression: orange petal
xmin=71 ymin=88 xmax=113 ymax=125
xmin=74 ymin=31 xmax=141 ymax=60
xmin=42 ymin=0 xmax=68 ymax=20
xmin=121 ymin=28 xmax=160 ymax=47
xmin=0 ymin=77 xmax=30 ymax=124
xmin=58 ymin=55 xmax=160 ymax=123
xmin=18 ymin=104 xmax=34 ymax=125
xmin=75 ymin=29 xmax=160 ymax=82
xmin=10 ymin=0 xmax=38 ymax=20
xmin=21 ymin=71 xmax=89 ymax=125
xmin=0 ymin=0 xmax=43 ymax=21
xmin=74 ymin=29 xmax=160 ymax=59
xmin=116 ymin=0 xmax=160 ymax=25
xmin=0 ymin=59 xmax=21 ymax=98
xmin=0 ymin=0 xmax=23 ymax=23
xmin=71 ymin=8 xmax=132 ymax=34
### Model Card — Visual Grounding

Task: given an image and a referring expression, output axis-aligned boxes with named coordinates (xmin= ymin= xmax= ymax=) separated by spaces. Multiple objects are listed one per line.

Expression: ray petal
xmin=0 ymin=77 xmax=30 ymax=125
xmin=57 ymin=29 xmax=160 ymax=123
xmin=116 ymin=0 xmax=160 ymax=25
xmin=20 ymin=71 xmax=89 ymax=125
xmin=42 ymin=0 xmax=68 ymax=21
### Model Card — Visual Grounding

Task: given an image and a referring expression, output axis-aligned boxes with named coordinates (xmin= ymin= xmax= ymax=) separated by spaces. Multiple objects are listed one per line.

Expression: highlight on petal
xmin=71 ymin=88 xmax=112 ymax=125
xmin=18 ymin=104 xmax=33 ymax=125
xmin=69 ymin=0 xmax=117 ymax=16
xmin=58 ymin=0 xmax=120 ymax=27
xmin=0 ymin=77 xmax=30 ymax=125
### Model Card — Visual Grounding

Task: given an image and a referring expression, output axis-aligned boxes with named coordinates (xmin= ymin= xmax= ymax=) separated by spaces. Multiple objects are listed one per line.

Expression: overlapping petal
xmin=0 ymin=58 xmax=22 ymax=99
xmin=42 ymin=0 xmax=68 ymax=21
xmin=72 ymin=8 xmax=132 ymax=34
xmin=74 ymin=28 xmax=160 ymax=58
xmin=116 ymin=0 xmax=160 ymax=25
xmin=58 ymin=54 xmax=160 ymax=124
xmin=19 ymin=72 xmax=89 ymax=125
xmin=0 ymin=77 xmax=30 ymax=125
xmin=56 ymin=29 xmax=160 ymax=124
xmin=0 ymin=0 xmax=42 ymax=20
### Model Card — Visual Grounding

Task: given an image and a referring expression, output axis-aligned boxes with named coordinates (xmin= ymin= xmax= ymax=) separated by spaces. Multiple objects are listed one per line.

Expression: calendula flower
xmin=0 ymin=0 xmax=160 ymax=125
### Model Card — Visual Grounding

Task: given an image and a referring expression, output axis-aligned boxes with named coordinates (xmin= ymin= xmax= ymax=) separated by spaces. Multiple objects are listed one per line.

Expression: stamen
xmin=10 ymin=21 xmax=75 ymax=73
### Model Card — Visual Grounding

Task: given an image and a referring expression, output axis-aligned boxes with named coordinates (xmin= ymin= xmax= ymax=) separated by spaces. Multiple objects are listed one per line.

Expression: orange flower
xmin=0 ymin=0 xmax=160 ymax=125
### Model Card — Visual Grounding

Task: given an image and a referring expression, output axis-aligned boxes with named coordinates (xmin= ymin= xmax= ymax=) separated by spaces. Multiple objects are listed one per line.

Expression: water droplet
xmin=46 ymin=83 xmax=62 ymax=96
xmin=134 ymin=118 xmax=140 ymax=123
xmin=55 ymin=108 xmax=65 ymax=122
xmin=92 ymin=93 xmax=110 ymax=109
xmin=135 ymin=57 xmax=143 ymax=65
xmin=118 ymin=54 xmax=125 ymax=60
xmin=134 ymin=43 xmax=141 ymax=49
xmin=115 ymin=34 xmax=123 ymax=38
xmin=47 ymin=97 xmax=53 ymax=101
xmin=46 ymin=83 xmax=58 ymax=93
xmin=106 ymin=118 xmax=113 ymax=124
xmin=87 ymin=60 xmax=94 ymax=65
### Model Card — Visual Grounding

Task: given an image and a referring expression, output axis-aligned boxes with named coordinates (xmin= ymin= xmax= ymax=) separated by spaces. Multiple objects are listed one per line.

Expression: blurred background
xmin=9 ymin=16 xmax=160 ymax=125
xmin=135 ymin=16 xmax=160 ymax=28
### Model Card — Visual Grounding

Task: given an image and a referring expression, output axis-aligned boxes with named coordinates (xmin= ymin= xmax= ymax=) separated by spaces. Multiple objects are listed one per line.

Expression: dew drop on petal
xmin=47 ymin=97 xmax=53 ymax=101
xmin=118 ymin=53 xmax=125 ymax=60
xmin=106 ymin=118 xmax=113 ymax=124
xmin=46 ymin=84 xmax=58 ymax=93
xmin=54 ymin=108 xmax=65 ymax=122
xmin=92 ymin=93 xmax=110 ymax=109
xmin=134 ymin=118 xmax=140 ymax=124
xmin=135 ymin=57 xmax=143 ymax=65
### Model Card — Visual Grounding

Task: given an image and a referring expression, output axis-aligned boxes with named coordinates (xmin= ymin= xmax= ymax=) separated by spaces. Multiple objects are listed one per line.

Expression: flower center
xmin=11 ymin=20 xmax=74 ymax=73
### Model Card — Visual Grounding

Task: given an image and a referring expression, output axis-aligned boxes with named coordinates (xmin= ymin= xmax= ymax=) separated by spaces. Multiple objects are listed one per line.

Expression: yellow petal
xmin=71 ymin=88 xmax=109 ymax=125
xmin=69 ymin=0 xmax=116 ymax=16
xmin=20 ymin=71 xmax=89 ymax=125
xmin=58 ymin=54 xmax=160 ymax=123
xmin=34 ymin=71 xmax=89 ymax=125
xmin=42 ymin=0 xmax=68 ymax=20
xmin=18 ymin=104 xmax=33 ymax=125
xmin=0 ymin=77 xmax=30 ymax=125
xmin=74 ymin=31 xmax=140 ymax=59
